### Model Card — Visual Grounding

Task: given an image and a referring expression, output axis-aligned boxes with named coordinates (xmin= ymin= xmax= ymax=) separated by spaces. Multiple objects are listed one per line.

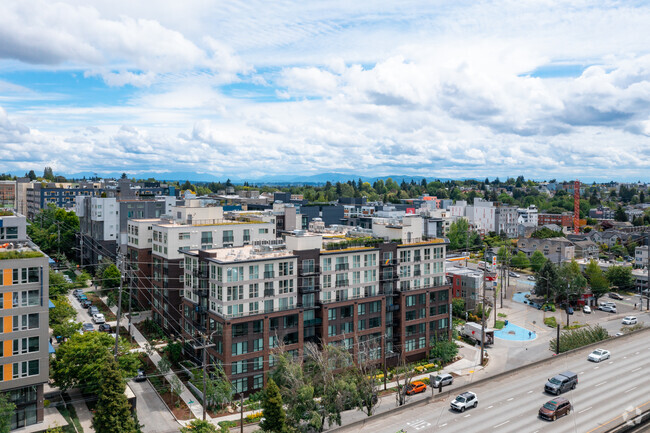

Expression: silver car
xmin=432 ymin=373 xmax=454 ymax=388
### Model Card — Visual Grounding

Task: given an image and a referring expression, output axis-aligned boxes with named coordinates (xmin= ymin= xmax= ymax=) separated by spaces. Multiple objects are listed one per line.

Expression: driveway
xmin=130 ymin=379 xmax=180 ymax=433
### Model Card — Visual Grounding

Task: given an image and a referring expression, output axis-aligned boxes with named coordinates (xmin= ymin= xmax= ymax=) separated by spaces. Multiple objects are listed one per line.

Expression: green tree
xmin=43 ymin=166 xmax=54 ymax=181
xmin=27 ymin=170 xmax=36 ymax=181
xmin=261 ymin=379 xmax=287 ymax=433
xmin=529 ymin=250 xmax=547 ymax=272
xmin=510 ymin=251 xmax=530 ymax=269
xmin=0 ymin=392 xmax=16 ymax=433
xmin=202 ymin=364 xmax=233 ymax=409
xmin=447 ymin=219 xmax=480 ymax=251
xmin=429 ymin=338 xmax=459 ymax=365
xmin=615 ymin=206 xmax=628 ymax=222
xmin=51 ymin=332 xmax=139 ymax=394
xmin=180 ymin=420 xmax=218 ymax=433
xmin=605 ymin=265 xmax=634 ymax=291
xmin=452 ymin=297 xmax=466 ymax=317
xmin=26 ymin=205 xmax=79 ymax=261
xmin=584 ymin=260 xmax=609 ymax=302
xmin=92 ymin=357 xmax=137 ymax=433
xmin=535 ymin=261 xmax=559 ymax=302
xmin=52 ymin=320 xmax=83 ymax=341
xmin=49 ymin=297 xmax=77 ymax=327
xmin=49 ymin=270 xmax=73 ymax=297
xmin=556 ymin=260 xmax=587 ymax=303
xmin=102 ymin=264 xmax=122 ymax=305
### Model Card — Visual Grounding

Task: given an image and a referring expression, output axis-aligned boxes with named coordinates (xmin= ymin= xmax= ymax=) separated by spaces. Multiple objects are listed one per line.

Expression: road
xmin=338 ymin=329 xmax=650 ymax=433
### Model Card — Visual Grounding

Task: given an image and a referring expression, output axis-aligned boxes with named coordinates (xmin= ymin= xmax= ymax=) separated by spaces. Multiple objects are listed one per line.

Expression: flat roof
xmin=200 ymin=245 xmax=295 ymax=262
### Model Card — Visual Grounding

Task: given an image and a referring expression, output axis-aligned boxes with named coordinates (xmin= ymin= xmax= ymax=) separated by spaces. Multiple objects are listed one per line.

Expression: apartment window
xmin=328 ymin=325 xmax=337 ymax=337
xmin=223 ymin=230 xmax=234 ymax=243
xmin=233 ymin=378 xmax=248 ymax=393
xmin=424 ymin=248 xmax=431 ymax=260
xmin=249 ymin=265 xmax=259 ymax=280
xmin=364 ymin=254 xmax=376 ymax=267
xmin=414 ymin=250 xmax=421 ymax=262
xmin=243 ymin=229 xmax=250 ymax=242
xmin=253 ymin=374 xmax=264 ymax=390
xmin=232 ymin=323 xmax=247 ymax=338
xmin=303 ymin=293 xmax=315 ymax=307
xmin=279 ymin=262 xmax=294 ymax=276
xmin=231 ymin=341 xmax=248 ymax=356
xmin=13 ymin=337 xmax=39 ymax=355
xmin=258 ymin=228 xmax=269 ymax=234
xmin=302 ymin=259 xmax=315 ymax=273
xmin=279 ymin=297 xmax=294 ymax=310
xmin=253 ymin=320 xmax=263 ymax=333
xmin=341 ymin=322 xmax=353 ymax=333
xmin=353 ymin=271 xmax=361 ymax=285
xmin=405 ymin=311 xmax=416 ymax=321
xmin=201 ymin=231 xmax=213 ymax=247
xmin=178 ymin=232 xmax=190 ymax=240
xmin=13 ymin=314 xmax=39 ymax=331
xmin=404 ymin=339 xmax=416 ymax=352
xmin=253 ymin=338 xmax=264 ymax=352
xmin=252 ymin=357 xmax=263 ymax=371
xmin=249 ymin=283 xmax=259 ymax=298
xmin=227 ymin=286 xmax=244 ymax=301
xmin=227 ymin=267 xmax=244 ymax=282
xmin=438 ymin=304 xmax=448 ymax=315
xmin=12 ymin=290 xmax=40 ymax=308
xmin=328 ymin=308 xmax=337 ymax=321
xmin=368 ymin=317 xmax=381 ymax=329
xmin=406 ymin=295 xmax=416 ymax=307
xmin=439 ymin=318 xmax=449 ymax=329
xmin=264 ymin=264 xmax=274 ymax=279
xmin=399 ymin=250 xmax=411 ymax=263
xmin=357 ymin=304 xmax=366 ymax=315
xmin=264 ymin=282 xmax=274 ymax=297
xmin=249 ymin=301 xmax=259 ymax=314
xmin=232 ymin=360 xmax=248 ymax=375
xmin=12 ymin=360 xmax=39 ymax=379
xmin=322 ymin=275 xmax=331 ymax=289
xmin=279 ymin=280 xmax=294 ymax=294
xmin=358 ymin=319 xmax=366 ymax=331
xmin=322 ymin=257 xmax=332 ymax=272
xmin=264 ymin=300 xmax=274 ymax=313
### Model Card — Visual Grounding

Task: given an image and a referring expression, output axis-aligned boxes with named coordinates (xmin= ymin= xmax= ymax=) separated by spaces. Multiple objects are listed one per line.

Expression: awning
xmin=49 ymin=300 xmax=55 ymax=309
xmin=48 ymin=342 xmax=55 ymax=354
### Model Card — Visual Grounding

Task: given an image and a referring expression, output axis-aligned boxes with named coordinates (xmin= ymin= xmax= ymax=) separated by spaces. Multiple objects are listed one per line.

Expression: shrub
xmin=494 ymin=320 xmax=505 ymax=330
xmin=497 ymin=313 xmax=507 ymax=318
xmin=549 ymin=325 xmax=609 ymax=353
xmin=544 ymin=317 xmax=557 ymax=328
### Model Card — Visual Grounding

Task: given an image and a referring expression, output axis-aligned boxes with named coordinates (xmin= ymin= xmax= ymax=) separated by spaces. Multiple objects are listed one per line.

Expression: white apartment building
xmin=517 ymin=205 xmax=539 ymax=225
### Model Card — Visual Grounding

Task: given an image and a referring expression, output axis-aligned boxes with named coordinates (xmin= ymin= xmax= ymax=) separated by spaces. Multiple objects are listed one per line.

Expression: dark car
xmin=134 ymin=369 xmax=147 ymax=382
xmin=566 ymin=307 xmax=574 ymax=315
xmin=98 ymin=324 xmax=112 ymax=333
xmin=77 ymin=294 xmax=88 ymax=302
xmin=80 ymin=300 xmax=92 ymax=309
xmin=539 ymin=397 xmax=571 ymax=421
xmin=544 ymin=371 xmax=577 ymax=395
xmin=82 ymin=323 xmax=94 ymax=333
xmin=609 ymin=292 xmax=624 ymax=300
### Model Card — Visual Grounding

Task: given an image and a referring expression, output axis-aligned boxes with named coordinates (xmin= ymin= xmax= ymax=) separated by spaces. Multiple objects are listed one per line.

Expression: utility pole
xmin=240 ymin=394 xmax=244 ymax=433
xmin=202 ymin=333 xmax=208 ymax=421
xmin=480 ymin=251 xmax=486 ymax=365
xmin=113 ymin=253 xmax=123 ymax=359
xmin=556 ymin=324 xmax=560 ymax=355
xmin=383 ymin=333 xmax=387 ymax=390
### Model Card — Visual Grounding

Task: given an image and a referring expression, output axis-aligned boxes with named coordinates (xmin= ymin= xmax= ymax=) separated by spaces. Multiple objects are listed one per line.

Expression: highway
xmin=339 ymin=329 xmax=650 ymax=433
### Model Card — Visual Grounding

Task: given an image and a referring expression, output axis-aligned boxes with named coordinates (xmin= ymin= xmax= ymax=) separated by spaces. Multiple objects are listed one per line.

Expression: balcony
xmin=264 ymin=289 xmax=275 ymax=297
xmin=387 ymin=304 xmax=400 ymax=312
xmin=304 ymin=318 xmax=322 ymax=327
xmin=301 ymin=265 xmax=319 ymax=275
xmin=335 ymin=279 xmax=350 ymax=288
xmin=335 ymin=263 xmax=349 ymax=271
xmin=264 ymin=271 xmax=275 ymax=278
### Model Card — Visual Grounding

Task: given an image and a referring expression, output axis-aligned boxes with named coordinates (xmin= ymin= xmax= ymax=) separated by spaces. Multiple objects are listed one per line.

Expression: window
xmin=231 ymin=341 xmax=248 ymax=356
xmin=405 ymin=311 xmax=416 ymax=321
xmin=399 ymin=250 xmax=411 ymax=263
xmin=243 ymin=229 xmax=250 ymax=242
xmin=227 ymin=267 xmax=244 ymax=282
xmin=424 ymin=248 xmax=431 ymax=260
xmin=357 ymin=303 xmax=366 ymax=315
xmin=178 ymin=232 xmax=190 ymax=240
xmin=249 ymin=265 xmax=259 ymax=280
xmin=249 ymin=283 xmax=259 ymax=298
xmin=12 ymin=290 xmax=40 ymax=308
xmin=201 ymin=231 xmax=213 ymax=247
xmin=358 ymin=319 xmax=366 ymax=330
xmin=253 ymin=320 xmax=263 ymax=333
xmin=12 ymin=360 xmax=39 ymax=379
xmin=232 ymin=360 xmax=248 ymax=375
xmin=278 ymin=279 xmax=294 ymax=294
xmin=253 ymin=338 xmax=264 ymax=352
xmin=322 ymin=258 xmax=332 ymax=272
xmin=368 ymin=301 xmax=381 ymax=313
xmin=342 ymin=322 xmax=353 ymax=333
xmin=302 ymin=259 xmax=315 ymax=273
xmin=279 ymin=262 xmax=294 ymax=276
xmin=232 ymin=323 xmax=247 ymax=338
xmin=13 ymin=337 xmax=39 ymax=355
xmin=406 ymin=295 xmax=416 ymax=307
xmin=258 ymin=228 xmax=269 ymax=234
xmin=368 ymin=317 xmax=381 ymax=329
xmin=253 ymin=374 xmax=264 ymax=390
xmin=252 ymin=357 xmax=263 ymax=371
xmin=13 ymin=314 xmax=39 ymax=331
xmin=233 ymin=378 xmax=248 ymax=393
xmin=404 ymin=339 xmax=416 ymax=352
xmin=328 ymin=324 xmax=337 ymax=337
xmin=322 ymin=275 xmax=331 ymax=289
xmin=438 ymin=304 xmax=448 ymax=315
xmin=353 ymin=255 xmax=361 ymax=268
xmin=264 ymin=264 xmax=274 ymax=279
xmin=364 ymin=254 xmax=376 ymax=267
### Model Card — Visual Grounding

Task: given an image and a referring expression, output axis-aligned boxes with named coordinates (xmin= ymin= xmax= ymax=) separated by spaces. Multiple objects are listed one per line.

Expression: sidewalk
xmin=68 ymin=389 xmax=94 ymax=432
xmin=101 ymin=293 xmax=206 ymax=421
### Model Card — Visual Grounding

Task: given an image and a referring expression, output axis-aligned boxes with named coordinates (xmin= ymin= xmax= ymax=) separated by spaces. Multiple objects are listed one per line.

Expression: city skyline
xmin=2 ymin=1 xmax=650 ymax=180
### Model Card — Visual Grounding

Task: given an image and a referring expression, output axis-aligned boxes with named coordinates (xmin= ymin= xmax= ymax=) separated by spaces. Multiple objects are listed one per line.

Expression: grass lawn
xmin=494 ymin=320 xmax=505 ymax=329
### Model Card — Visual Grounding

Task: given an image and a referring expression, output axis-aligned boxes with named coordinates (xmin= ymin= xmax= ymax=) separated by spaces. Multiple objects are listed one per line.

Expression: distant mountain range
xmin=32 ymin=171 xmax=457 ymax=185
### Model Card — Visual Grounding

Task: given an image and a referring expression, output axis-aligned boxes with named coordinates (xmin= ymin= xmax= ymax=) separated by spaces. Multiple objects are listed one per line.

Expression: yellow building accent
xmin=3 ymin=340 xmax=10 ymax=358
xmin=2 ymin=269 xmax=11 ymax=286
xmin=3 ymin=292 xmax=11 ymax=310
xmin=3 ymin=316 xmax=11 ymax=334
xmin=3 ymin=363 xmax=11 ymax=381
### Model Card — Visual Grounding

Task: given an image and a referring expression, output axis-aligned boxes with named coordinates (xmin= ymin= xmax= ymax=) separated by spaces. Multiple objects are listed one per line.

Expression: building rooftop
xmin=0 ymin=241 xmax=44 ymax=260
xmin=198 ymin=244 xmax=295 ymax=263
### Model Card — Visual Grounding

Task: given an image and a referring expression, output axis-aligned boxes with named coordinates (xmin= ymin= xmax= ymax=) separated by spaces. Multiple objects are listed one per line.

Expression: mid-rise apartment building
xmin=179 ymin=233 xmax=451 ymax=395
xmin=0 ymin=213 xmax=49 ymax=430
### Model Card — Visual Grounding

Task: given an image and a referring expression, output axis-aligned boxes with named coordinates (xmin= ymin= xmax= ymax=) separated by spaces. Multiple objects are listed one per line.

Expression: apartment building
xmin=179 ymin=233 xmax=451 ymax=395
xmin=494 ymin=205 xmax=519 ymax=238
xmin=0 ymin=213 xmax=49 ymax=430
xmin=517 ymin=205 xmax=538 ymax=225
xmin=126 ymin=202 xmax=276 ymax=336
xmin=26 ymin=182 xmax=102 ymax=219
xmin=517 ymin=237 xmax=575 ymax=263
xmin=0 ymin=181 xmax=17 ymax=209
xmin=636 ymin=245 xmax=648 ymax=269
xmin=538 ymin=212 xmax=573 ymax=228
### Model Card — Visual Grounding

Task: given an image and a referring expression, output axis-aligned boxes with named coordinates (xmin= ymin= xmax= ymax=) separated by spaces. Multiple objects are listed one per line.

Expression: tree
xmin=27 ymin=170 xmax=36 ymax=181
xmin=203 ymin=364 xmax=233 ymax=410
xmin=52 ymin=320 xmax=83 ymax=342
xmin=261 ymin=379 xmax=287 ymax=433
xmin=605 ymin=266 xmax=634 ymax=291
xmin=535 ymin=261 xmax=559 ymax=302
xmin=51 ymin=332 xmax=139 ymax=394
xmin=49 ymin=297 xmax=77 ymax=327
xmin=556 ymin=261 xmax=587 ymax=304
xmin=43 ymin=166 xmax=54 ymax=181
xmin=102 ymin=264 xmax=122 ymax=305
xmin=529 ymin=250 xmax=547 ymax=273
xmin=121 ymin=172 xmax=128 ymax=179
xmin=510 ymin=251 xmax=530 ymax=269
xmin=92 ymin=357 xmax=137 ymax=433
xmin=429 ymin=337 xmax=459 ymax=365
xmin=49 ymin=270 xmax=73 ymax=297
xmin=584 ymin=260 xmax=609 ymax=302
xmin=393 ymin=355 xmax=415 ymax=407
xmin=0 ymin=392 xmax=16 ymax=433
xmin=615 ymin=206 xmax=628 ymax=222
xmin=447 ymin=219 xmax=480 ymax=251
xmin=26 ymin=205 xmax=79 ymax=261
xmin=452 ymin=298 xmax=466 ymax=318
xmin=180 ymin=420 xmax=218 ymax=433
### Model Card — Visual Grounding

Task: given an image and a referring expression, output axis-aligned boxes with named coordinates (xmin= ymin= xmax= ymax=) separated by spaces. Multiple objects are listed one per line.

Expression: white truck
xmin=461 ymin=322 xmax=494 ymax=345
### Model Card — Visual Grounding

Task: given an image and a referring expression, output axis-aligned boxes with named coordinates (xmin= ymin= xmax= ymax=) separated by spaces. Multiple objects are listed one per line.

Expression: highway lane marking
xmin=636 ymin=351 xmax=640 ymax=355
xmin=507 ymin=397 xmax=514 ymax=401
xmin=595 ymin=381 xmax=607 ymax=387
xmin=609 ymin=361 xmax=613 ymax=364
xmin=487 ymin=405 xmax=494 ymax=409
xmin=625 ymin=386 xmax=637 ymax=393
xmin=493 ymin=421 xmax=510 ymax=428
xmin=440 ymin=423 xmax=447 ymax=427
xmin=586 ymin=400 xmax=650 ymax=433
xmin=594 ymin=366 xmax=599 ymax=370
xmin=407 ymin=419 xmax=431 ymax=430
xmin=464 ymin=414 xmax=471 ymax=418
xmin=579 ymin=371 xmax=584 ymax=374
xmin=579 ymin=407 xmax=592 ymax=414
xmin=632 ymin=367 xmax=642 ymax=372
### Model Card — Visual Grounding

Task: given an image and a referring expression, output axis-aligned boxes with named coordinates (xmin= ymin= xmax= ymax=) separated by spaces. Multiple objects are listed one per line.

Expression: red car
xmin=405 ymin=381 xmax=427 ymax=395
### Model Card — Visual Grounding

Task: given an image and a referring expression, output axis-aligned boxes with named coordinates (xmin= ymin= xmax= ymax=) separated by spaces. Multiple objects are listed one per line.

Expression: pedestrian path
xmin=102 ymin=294 xmax=205 ymax=421
xmin=68 ymin=389 xmax=94 ymax=432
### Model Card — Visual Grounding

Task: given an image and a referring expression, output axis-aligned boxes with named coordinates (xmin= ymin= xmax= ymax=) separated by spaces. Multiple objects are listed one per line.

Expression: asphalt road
xmin=339 ymin=329 xmax=650 ymax=433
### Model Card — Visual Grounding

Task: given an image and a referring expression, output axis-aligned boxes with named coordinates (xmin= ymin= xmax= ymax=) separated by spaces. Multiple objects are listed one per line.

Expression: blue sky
xmin=1 ymin=0 xmax=650 ymax=181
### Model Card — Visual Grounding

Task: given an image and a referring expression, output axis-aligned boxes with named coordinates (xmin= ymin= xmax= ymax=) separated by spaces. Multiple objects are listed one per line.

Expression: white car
xmin=450 ymin=392 xmax=478 ymax=412
xmin=622 ymin=316 xmax=637 ymax=325
xmin=599 ymin=303 xmax=617 ymax=313
xmin=508 ymin=272 xmax=520 ymax=278
xmin=527 ymin=276 xmax=536 ymax=281
xmin=92 ymin=313 xmax=105 ymax=324
xmin=588 ymin=349 xmax=610 ymax=362
xmin=583 ymin=305 xmax=591 ymax=314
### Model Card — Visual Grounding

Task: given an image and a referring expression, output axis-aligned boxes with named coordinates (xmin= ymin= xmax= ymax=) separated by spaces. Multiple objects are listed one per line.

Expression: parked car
xmin=134 ymin=368 xmax=147 ymax=382
xmin=609 ymin=292 xmax=624 ymax=300
xmin=539 ymin=397 xmax=572 ymax=421
xmin=88 ymin=306 xmax=99 ymax=315
xmin=405 ymin=381 xmax=427 ymax=395
xmin=544 ymin=371 xmax=578 ymax=395
xmin=508 ymin=272 xmax=520 ymax=278
xmin=450 ymin=392 xmax=478 ymax=412
xmin=80 ymin=300 xmax=92 ymax=309
xmin=92 ymin=313 xmax=105 ymax=324
xmin=588 ymin=348 xmax=610 ymax=362
xmin=583 ymin=305 xmax=591 ymax=314
xmin=98 ymin=324 xmax=112 ymax=333
xmin=600 ymin=304 xmax=617 ymax=313
xmin=432 ymin=373 xmax=454 ymax=388
xmin=622 ymin=316 xmax=637 ymax=325
xmin=527 ymin=276 xmax=536 ymax=281
xmin=77 ymin=294 xmax=88 ymax=302
xmin=82 ymin=323 xmax=95 ymax=333
xmin=73 ymin=289 xmax=84 ymax=297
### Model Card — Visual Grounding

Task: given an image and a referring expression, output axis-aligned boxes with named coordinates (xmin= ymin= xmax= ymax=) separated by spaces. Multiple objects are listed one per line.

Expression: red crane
xmin=573 ymin=180 xmax=580 ymax=234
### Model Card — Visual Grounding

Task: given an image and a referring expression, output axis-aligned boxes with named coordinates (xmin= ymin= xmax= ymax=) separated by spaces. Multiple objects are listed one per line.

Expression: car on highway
xmin=588 ymin=348 xmax=610 ymax=362
xmin=98 ymin=324 xmax=112 ymax=333
xmin=450 ymin=391 xmax=478 ymax=412
xmin=508 ymin=272 xmax=520 ymax=278
xmin=432 ymin=373 xmax=454 ymax=388
xmin=622 ymin=316 xmax=637 ymax=325
xmin=82 ymin=323 xmax=94 ymax=333
xmin=539 ymin=397 xmax=572 ymax=421
xmin=583 ymin=305 xmax=591 ymax=314
xmin=88 ymin=306 xmax=99 ymax=316
xmin=544 ymin=371 xmax=577 ymax=395
xmin=405 ymin=381 xmax=427 ymax=395
xmin=92 ymin=313 xmax=105 ymax=324
xmin=609 ymin=292 xmax=624 ymax=300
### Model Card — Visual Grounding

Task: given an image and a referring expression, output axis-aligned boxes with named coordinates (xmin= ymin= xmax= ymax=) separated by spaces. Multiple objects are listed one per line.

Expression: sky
xmin=1 ymin=0 xmax=650 ymax=182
